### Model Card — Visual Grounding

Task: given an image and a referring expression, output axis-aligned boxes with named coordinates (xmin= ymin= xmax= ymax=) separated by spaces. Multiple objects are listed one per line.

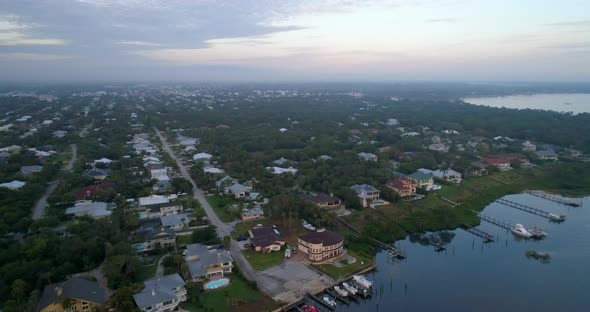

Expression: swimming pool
xmin=205 ymin=278 xmax=230 ymax=290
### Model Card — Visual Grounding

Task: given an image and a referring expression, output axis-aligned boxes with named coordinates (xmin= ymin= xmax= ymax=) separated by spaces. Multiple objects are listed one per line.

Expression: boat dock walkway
xmin=494 ymin=198 xmax=565 ymax=222
xmin=462 ymin=227 xmax=495 ymax=242
xmin=474 ymin=211 xmax=512 ymax=231
xmin=525 ymin=190 xmax=581 ymax=207
xmin=338 ymin=217 xmax=407 ymax=259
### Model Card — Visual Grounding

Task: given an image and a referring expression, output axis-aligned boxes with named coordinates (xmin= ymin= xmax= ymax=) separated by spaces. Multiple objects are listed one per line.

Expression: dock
xmin=370 ymin=238 xmax=407 ymax=258
xmin=474 ymin=211 xmax=512 ymax=230
xmin=525 ymin=190 xmax=581 ymax=207
xmin=494 ymin=198 xmax=565 ymax=222
xmin=461 ymin=227 xmax=495 ymax=243
xmin=306 ymin=292 xmax=335 ymax=311
xmin=325 ymin=289 xmax=350 ymax=304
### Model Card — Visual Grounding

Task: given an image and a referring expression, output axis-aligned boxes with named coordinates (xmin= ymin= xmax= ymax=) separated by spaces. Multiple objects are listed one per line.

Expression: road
xmin=154 ymin=129 xmax=261 ymax=285
xmin=32 ymin=144 xmax=77 ymax=220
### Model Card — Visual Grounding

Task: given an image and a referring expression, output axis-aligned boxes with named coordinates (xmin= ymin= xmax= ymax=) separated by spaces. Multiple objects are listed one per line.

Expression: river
xmin=463 ymin=93 xmax=590 ymax=114
xmin=337 ymin=193 xmax=590 ymax=312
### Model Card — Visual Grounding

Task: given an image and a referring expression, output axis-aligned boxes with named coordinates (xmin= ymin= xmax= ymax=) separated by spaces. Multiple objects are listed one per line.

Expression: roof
xmin=193 ymin=152 xmax=213 ymax=160
xmin=225 ymin=183 xmax=249 ymax=194
xmin=0 ymin=180 xmax=26 ymax=189
xmin=138 ymin=227 xmax=175 ymax=241
xmin=300 ymin=192 xmax=341 ymax=205
xmin=37 ymin=277 xmax=106 ymax=311
xmin=386 ymin=176 xmax=416 ymax=190
xmin=273 ymin=157 xmax=289 ymax=165
xmin=185 ymin=244 xmax=233 ymax=278
xmin=133 ymin=274 xmax=185 ymax=309
xmin=299 ymin=230 xmax=344 ymax=246
xmin=242 ymin=207 xmax=264 ymax=218
xmin=65 ymin=201 xmax=111 ymax=218
xmin=351 ymin=184 xmax=379 ymax=195
xmin=160 ymin=213 xmax=192 ymax=227
xmin=267 ymin=166 xmax=298 ymax=174
xmin=408 ymin=171 xmax=433 ymax=182
xmin=249 ymin=226 xmax=284 ymax=248
xmin=139 ymin=194 xmax=177 ymax=207
xmin=20 ymin=165 xmax=43 ymax=175
xmin=83 ymin=168 xmax=111 ymax=177
xmin=535 ymin=150 xmax=558 ymax=157
xmin=482 ymin=157 xmax=510 ymax=165
xmin=75 ymin=181 xmax=114 ymax=199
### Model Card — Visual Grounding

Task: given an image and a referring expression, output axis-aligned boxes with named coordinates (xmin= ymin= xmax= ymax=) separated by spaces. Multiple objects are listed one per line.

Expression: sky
xmin=0 ymin=0 xmax=589 ymax=82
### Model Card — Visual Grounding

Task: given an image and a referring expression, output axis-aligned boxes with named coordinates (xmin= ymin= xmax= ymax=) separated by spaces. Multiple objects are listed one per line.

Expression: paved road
xmin=156 ymin=253 xmax=171 ymax=277
xmin=32 ymin=144 xmax=77 ymax=220
xmin=154 ymin=129 xmax=260 ymax=285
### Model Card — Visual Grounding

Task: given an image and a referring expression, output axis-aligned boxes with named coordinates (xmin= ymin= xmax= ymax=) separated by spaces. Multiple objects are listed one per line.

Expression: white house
xmin=193 ymin=152 xmax=213 ymax=161
xmin=133 ymin=274 xmax=187 ymax=312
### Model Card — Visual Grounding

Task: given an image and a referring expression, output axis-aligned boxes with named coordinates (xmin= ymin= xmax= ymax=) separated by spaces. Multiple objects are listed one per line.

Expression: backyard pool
xmin=205 ymin=278 xmax=230 ymax=290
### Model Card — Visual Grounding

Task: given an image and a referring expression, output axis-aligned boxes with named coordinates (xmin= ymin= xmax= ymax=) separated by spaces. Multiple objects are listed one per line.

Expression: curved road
xmin=32 ymin=143 xmax=77 ymax=220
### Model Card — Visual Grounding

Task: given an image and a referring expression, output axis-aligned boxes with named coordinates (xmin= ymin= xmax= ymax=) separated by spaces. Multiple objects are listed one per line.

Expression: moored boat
xmin=322 ymin=295 xmax=337 ymax=308
xmin=342 ymin=282 xmax=358 ymax=295
xmin=334 ymin=285 xmax=349 ymax=297
xmin=511 ymin=224 xmax=532 ymax=238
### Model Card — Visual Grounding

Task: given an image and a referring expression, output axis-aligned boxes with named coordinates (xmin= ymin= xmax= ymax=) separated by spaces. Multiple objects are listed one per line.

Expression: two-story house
xmin=299 ymin=192 xmax=344 ymax=210
xmin=132 ymin=227 xmax=176 ymax=253
xmin=185 ymin=244 xmax=233 ymax=281
xmin=386 ymin=176 xmax=417 ymax=197
xmin=133 ymin=274 xmax=187 ymax=312
xmin=37 ymin=277 xmax=106 ymax=312
xmin=350 ymin=184 xmax=380 ymax=208
xmin=408 ymin=171 xmax=434 ymax=191
xmin=297 ymin=230 xmax=345 ymax=263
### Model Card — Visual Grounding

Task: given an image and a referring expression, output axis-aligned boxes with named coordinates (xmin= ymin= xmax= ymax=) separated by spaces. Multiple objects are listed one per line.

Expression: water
xmin=337 ymin=194 xmax=590 ymax=312
xmin=463 ymin=93 xmax=590 ymax=114
xmin=205 ymin=277 xmax=230 ymax=289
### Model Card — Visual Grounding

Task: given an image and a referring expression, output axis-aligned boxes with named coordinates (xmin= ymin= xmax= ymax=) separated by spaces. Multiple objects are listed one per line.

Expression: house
xmin=37 ymin=277 xmax=107 ymax=312
xmin=358 ymin=152 xmax=378 ymax=161
xmin=408 ymin=171 xmax=434 ymax=190
xmin=65 ymin=201 xmax=112 ymax=219
xmin=535 ymin=150 xmax=558 ymax=161
xmin=249 ymin=225 xmax=285 ymax=253
xmin=52 ymin=130 xmax=68 ymax=138
xmin=184 ymin=244 xmax=233 ymax=281
xmin=273 ymin=157 xmax=290 ymax=165
xmin=386 ymin=176 xmax=417 ymax=197
xmin=418 ymin=168 xmax=462 ymax=183
xmin=216 ymin=175 xmax=237 ymax=189
xmin=267 ymin=166 xmax=298 ymax=174
xmin=203 ymin=166 xmax=224 ymax=174
xmin=193 ymin=152 xmax=213 ymax=161
xmin=150 ymin=168 xmax=170 ymax=182
xmin=350 ymin=184 xmax=380 ymax=208
xmin=139 ymin=201 xmax=184 ymax=219
xmin=522 ymin=141 xmax=536 ymax=152
xmin=83 ymin=168 xmax=111 ymax=180
xmin=160 ymin=213 xmax=193 ymax=231
xmin=132 ymin=227 xmax=176 ymax=252
xmin=133 ymin=274 xmax=187 ymax=312
xmin=139 ymin=194 xmax=178 ymax=207
xmin=224 ymin=183 xmax=251 ymax=199
xmin=20 ymin=165 xmax=43 ymax=177
xmin=428 ymin=143 xmax=449 ymax=152
xmin=299 ymin=192 xmax=343 ymax=210
xmin=241 ymin=206 xmax=264 ymax=220
xmin=468 ymin=161 xmax=488 ymax=176
xmin=93 ymin=158 xmax=113 ymax=165
xmin=75 ymin=181 xmax=114 ymax=200
xmin=497 ymin=153 xmax=530 ymax=166
xmin=481 ymin=157 xmax=511 ymax=170
xmin=297 ymin=230 xmax=345 ymax=263
xmin=317 ymin=155 xmax=333 ymax=161
xmin=0 ymin=180 xmax=26 ymax=189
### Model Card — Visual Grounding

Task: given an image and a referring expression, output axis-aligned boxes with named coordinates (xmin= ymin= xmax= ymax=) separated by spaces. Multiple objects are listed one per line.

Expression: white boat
xmin=548 ymin=213 xmax=565 ymax=222
xmin=342 ymin=282 xmax=358 ymax=295
xmin=334 ymin=286 xmax=349 ymax=297
xmin=511 ymin=224 xmax=532 ymax=238
xmin=322 ymin=295 xmax=337 ymax=307
xmin=352 ymin=275 xmax=373 ymax=289
xmin=528 ymin=227 xmax=547 ymax=238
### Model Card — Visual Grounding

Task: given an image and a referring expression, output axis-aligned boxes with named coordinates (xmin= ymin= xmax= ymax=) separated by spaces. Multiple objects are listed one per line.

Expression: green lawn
xmin=206 ymin=195 xmax=237 ymax=222
xmin=243 ymin=248 xmax=285 ymax=271
xmin=180 ymin=274 xmax=279 ymax=312
xmin=176 ymin=234 xmax=193 ymax=247
xmin=313 ymin=250 xmax=373 ymax=280
xmin=135 ymin=253 xmax=166 ymax=282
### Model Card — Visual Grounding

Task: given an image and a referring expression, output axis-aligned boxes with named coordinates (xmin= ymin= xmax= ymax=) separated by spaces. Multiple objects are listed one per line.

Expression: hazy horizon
xmin=1 ymin=0 xmax=589 ymax=82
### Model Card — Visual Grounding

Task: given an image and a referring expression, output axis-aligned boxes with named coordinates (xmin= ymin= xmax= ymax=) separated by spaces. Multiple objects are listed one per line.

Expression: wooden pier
xmin=461 ymin=227 xmax=495 ymax=243
xmin=525 ymin=190 xmax=581 ymax=207
xmin=494 ymin=198 xmax=565 ymax=222
xmin=370 ymin=238 xmax=407 ymax=258
xmin=474 ymin=211 xmax=512 ymax=230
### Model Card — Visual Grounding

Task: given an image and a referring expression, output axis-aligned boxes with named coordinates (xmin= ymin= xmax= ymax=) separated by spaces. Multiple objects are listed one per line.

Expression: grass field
xmin=313 ymin=249 xmax=373 ymax=280
xmin=180 ymin=274 xmax=279 ymax=312
xmin=206 ymin=195 xmax=237 ymax=222
xmin=243 ymin=248 xmax=285 ymax=271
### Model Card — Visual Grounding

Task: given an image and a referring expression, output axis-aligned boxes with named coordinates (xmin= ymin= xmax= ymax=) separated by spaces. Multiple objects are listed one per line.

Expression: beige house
xmin=297 ymin=231 xmax=345 ymax=263
xmin=249 ymin=226 xmax=285 ymax=253
xmin=37 ymin=277 xmax=106 ymax=312
xmin=185 ymin=244 xmax=233 ymax=281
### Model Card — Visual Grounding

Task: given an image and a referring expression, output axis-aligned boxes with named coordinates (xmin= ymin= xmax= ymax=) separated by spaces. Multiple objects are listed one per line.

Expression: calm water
xmin=463 ymin=93 xmax=590 ymax=114
xmin=337 ymin=194 xmax=590 ymax=312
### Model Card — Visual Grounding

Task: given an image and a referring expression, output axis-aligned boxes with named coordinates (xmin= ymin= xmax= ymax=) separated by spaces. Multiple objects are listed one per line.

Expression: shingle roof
xmin=185 ymin=244 xmax=233 ymax=278
xmin=37 ymin=277 xmax=106 ymax=312
xmin=133 ymin=274 xmax=185 ymax=309
xmin=299 ymin=231 xmax=344 ymax=246
xmin=249 ymin=226 xmax=284 ymax=248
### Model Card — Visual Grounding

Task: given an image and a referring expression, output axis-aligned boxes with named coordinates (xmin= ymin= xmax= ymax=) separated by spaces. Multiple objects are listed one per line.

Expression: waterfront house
xmin=297 ymin=230 xmax=345 ymax=263
xmin=386 ymin=176 xmax=417 ymax=197
xmin=37 ymin=277 xmax=106 ymax=312
xmin=184 ymin=244 xmax=233 ymax=281
xmin=468 ymin=161 xmax=488 ymax=176
xmin=351 ymin=184 xmax=380 ymax=208
xmin=522 ymin=141 xmax=536 ymax=152
xmin=535 ymin=150 xmax=558 ymax=161
xmin=408 ymin=171 xmax=434 ymax=190
xmin=133 ymin=274 xmax=187 ymax=312
xmin=249 ymin=225 xmax=285 ymax=253
xmin=481 ymin=157 xmax=511 ymax=170
xmin=418 ymin=168 xmax=462 ymax=184
xmin=299 ymin=192 xmax=343 ymax=210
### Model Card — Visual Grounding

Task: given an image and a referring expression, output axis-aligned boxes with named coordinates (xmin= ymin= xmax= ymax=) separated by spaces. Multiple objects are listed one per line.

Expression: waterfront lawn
xmin=313 ymin=250 xmax=373 ymax=280
xmin=206 ymin=195 xmax=237 ymax=222
xmin=180 ymin=273 xmax=278 ymax=312
xmin=243 ymin=247 xmax=285 ymax=271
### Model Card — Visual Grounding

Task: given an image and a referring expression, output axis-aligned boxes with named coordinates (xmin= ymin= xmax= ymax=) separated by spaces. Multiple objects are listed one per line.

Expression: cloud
xmin=545 ymin=20 xmax=590 ymax=27
xmin=426 ymin=18 xmax=456 ymax=23
xmin=0 ymin=14 xmax=65 ymax=46
xmin=0 ymin=53 xmax=70 ymax=61
xmin=116 ymin=40 xmax=162 ymax=47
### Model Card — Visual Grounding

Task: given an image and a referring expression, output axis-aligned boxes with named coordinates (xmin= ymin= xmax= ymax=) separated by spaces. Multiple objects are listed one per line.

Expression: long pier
xmin=525 ymin=190 xmax=581 ymax=207
xmin=494 ymin=198 xmax=565 ymax=222
xmin=461 ymin=227 xmax=495 ymax=242
xmin=474 ymin=211 xmax=512 ymax=230
xmin=337 ymin=217 xmax=407 ymax=259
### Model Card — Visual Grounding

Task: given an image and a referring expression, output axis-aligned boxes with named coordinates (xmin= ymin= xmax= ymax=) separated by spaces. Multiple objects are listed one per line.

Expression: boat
xmin=302 ymin=304 xmax=319 ymax=312
xmin=334 ymin=285 xmax=349 ymax=297
xmin=352 ymin=275 xmax=373 ymax=289
xmin=511 ymin=224 xmax=532 ymax=238
xmin=322 ymin=295 xmax=337 ymax=308
xmin=342 ymin=282 xmax=358 ymax=295
xmin=548 ymin=213 xmax=566 ymax=222
xmin=528 ymin=227 xmax=547 ymax=239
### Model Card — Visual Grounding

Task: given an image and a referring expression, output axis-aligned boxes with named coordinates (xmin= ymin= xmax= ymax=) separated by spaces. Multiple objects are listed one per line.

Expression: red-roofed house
xmin=386 ymin=176 xmax=417 ymax=197
xmin=481 ymin=157 xmax=511 ymax=170
xmin=76 ymin=182 xmax=114 ymax=200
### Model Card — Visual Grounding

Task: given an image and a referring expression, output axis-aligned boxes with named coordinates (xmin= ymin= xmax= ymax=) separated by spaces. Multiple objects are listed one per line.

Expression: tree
xmin=191 ymin=225 xmax=220 ymax=245
xmin=110 ymin=286 xmax=138 ymax=312
xmin=171 ymin=178 xmax=193 ymax=194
